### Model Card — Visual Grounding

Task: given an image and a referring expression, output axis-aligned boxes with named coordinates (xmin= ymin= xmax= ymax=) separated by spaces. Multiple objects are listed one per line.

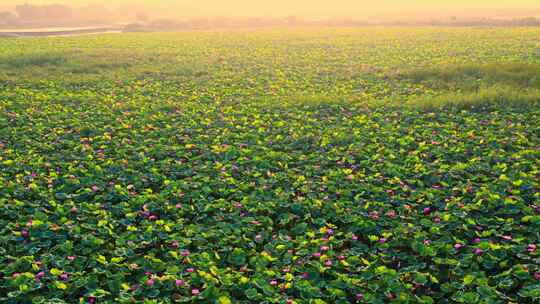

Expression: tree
xmin=286 ymin=15 xmax=298 ymax=26
xmin=0 ymin=11 xmax=17 ymax=26
xmin=136 ymin=11 xmax=149 ymax=23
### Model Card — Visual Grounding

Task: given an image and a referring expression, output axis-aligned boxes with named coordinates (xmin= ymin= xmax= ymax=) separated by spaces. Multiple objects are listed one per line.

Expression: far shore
xmin=0 ymin=26 xmax=123 ymax=37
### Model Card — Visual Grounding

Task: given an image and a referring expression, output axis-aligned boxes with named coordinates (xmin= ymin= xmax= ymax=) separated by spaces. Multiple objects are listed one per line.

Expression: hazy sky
xmin=3 ymin=0 xmax=540 ymax=19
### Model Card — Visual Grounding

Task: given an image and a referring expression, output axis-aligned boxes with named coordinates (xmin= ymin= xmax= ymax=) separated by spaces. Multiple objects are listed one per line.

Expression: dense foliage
xmin=1 ymin=28 xmax=539 ymax=303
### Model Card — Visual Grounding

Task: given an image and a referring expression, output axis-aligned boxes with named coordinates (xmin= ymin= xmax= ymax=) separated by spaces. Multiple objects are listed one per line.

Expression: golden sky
xmin=3 ymin=0 xmax=540 ymax=19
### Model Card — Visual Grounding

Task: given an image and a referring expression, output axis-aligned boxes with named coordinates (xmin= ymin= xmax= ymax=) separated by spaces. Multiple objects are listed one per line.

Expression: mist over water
xmin=2 ymin=0 xmax=540 ymax=21
xmin=1 ymin=1 xmax=539 ymax=34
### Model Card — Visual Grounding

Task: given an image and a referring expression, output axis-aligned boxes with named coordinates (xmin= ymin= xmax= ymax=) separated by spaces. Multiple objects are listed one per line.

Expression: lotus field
xmin=1 ymin=27 xmax=540 ymax=303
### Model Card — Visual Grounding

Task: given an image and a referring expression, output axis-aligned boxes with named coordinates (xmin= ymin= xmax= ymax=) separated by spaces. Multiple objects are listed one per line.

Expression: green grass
xmin=407 ymin=85 xmax=540 ymax=110
xmin=400 ymin=62 xmax=540 ymax=90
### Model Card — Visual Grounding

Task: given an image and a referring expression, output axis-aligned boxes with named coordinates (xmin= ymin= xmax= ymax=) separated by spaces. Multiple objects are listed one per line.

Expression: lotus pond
xmin=0 ymin=27 xmax=540 ymax=303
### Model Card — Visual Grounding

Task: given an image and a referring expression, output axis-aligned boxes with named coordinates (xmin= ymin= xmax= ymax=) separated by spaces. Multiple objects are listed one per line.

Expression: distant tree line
xmin=123 ymin=16 xmax=540 ymax=32
xmin=124 ymin=17 xmax=368 ymax=32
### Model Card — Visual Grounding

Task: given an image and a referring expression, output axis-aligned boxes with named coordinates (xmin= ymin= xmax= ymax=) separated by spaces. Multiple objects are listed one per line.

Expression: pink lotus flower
xmin=474 ymin=248 xmax=484 ymax=256
xmin=270 ymin=280 xmax=278 ymax=285
xmin=356 ymin=293 xmax=364 ymax=300
xmin=338 ymin=255 xmax=345 ymax=261
xmin=502 ymin=235 xmax=512 ymax=241
xmin=473 ymin=237 xmax=481 ymax=243
xmin=379 ymin=238 xmax=386 ymax=244
xmin=171 ymin=241 xmax=179 ymax=248
xmin=255 ymin=234 xmax=262 ymax=241
xmin=313 ymin=252 xmax=321 ymax=258
xmin=21 ymin=230 xmax=29 ymax=237
xmin=352 ymin=234 xmax=358 ymax=241
xmin=191 ymin=288 xmax=200 ymax=295
xmin=175 ymin=203 xmax=182 ymax=209
xmin=282 ymin=267 xmax=290 ymax=273
xmin=175 ymin=279 xmax=184 ymax=287
xmin=181 ymin=250 xmax=190 ymax=257
xmin=88 ymin=297 xmax=96 ymax=304
xmin=59 ymin=273 xmax=69 ymax=281
xmin=91 ymin=185 xmax=100 ymax=192
xmin=302 ymin=272 xmax=309 ymax=279
xmin=527 ymin=244 xmax=536 ymax=253
xmin=187 ymin=268 xmax=195 ymax=273
xmin=454 ymin=243 xmax=463 ymax=250
xmin=146 ymin=278 xmax=155 ymax=286
xmin=12 ymin=272 xmax=20 ymax=279
xmin=71 ymin=207 xmax=78 ymax=213
xmin=534 ymin=272 xmax=540 ymax=280
xmin=67 ymin=256 xmax=76 ymax=261
xmin=324 ymin=259 xmax=333 ymax=266
xmin=423 ymin=207 xmax=431 ymax=215
xmin=320 ymin=245 xmax=329 ymax=251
